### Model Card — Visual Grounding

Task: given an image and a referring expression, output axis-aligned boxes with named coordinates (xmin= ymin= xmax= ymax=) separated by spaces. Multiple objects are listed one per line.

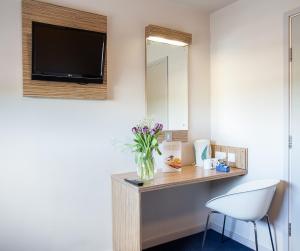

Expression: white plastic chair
xmin=202 ymin=179 xmax=280 ymax=251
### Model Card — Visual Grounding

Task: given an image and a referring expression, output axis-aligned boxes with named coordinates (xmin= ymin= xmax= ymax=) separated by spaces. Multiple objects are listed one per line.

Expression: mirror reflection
xmin=146 ymin=39 xmax=188 ymax=131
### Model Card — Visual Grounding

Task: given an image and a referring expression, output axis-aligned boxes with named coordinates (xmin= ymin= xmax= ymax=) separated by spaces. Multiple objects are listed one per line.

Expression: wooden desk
xmin=111 ymin=166 xmax=247 ymax=251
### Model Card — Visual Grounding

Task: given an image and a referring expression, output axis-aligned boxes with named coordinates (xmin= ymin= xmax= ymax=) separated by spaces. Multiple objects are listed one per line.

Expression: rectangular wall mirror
xmin=145 ymin=25 xmax=192 ymax=142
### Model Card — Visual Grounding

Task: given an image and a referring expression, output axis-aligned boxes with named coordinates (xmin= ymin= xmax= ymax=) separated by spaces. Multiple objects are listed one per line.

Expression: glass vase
xmin=135 ymin=152 xmax=155 ymax=181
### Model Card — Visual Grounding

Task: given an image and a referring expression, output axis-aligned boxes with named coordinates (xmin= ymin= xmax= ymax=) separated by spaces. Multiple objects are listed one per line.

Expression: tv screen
xmin=32 ymin=22 xmax=106 ymax=84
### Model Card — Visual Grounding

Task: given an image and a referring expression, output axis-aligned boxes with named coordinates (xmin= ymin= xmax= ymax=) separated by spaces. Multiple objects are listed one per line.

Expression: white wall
xmin=0 ymin=0 xmax=211 ymax=250
xmin=210 ymin=0 xmax=300 ymax=250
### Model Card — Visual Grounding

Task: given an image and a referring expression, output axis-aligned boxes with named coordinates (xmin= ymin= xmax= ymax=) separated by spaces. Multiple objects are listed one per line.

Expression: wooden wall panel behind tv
xmin=22 ymin=0 xmax=108 ymax=100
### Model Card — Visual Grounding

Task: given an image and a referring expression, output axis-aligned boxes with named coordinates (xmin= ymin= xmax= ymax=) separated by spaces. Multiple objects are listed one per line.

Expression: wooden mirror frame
xmin=145 ymin=25 xmax=192 ymax=142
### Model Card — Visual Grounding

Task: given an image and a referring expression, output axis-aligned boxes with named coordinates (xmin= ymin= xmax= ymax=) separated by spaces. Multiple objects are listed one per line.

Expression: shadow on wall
xmin=268 ymin=180 xmax=287 ymax=221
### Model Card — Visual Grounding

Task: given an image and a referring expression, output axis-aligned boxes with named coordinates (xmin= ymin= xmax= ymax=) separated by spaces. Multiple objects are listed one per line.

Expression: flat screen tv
xmin=32 ymin=22 xmax=106 ymax=84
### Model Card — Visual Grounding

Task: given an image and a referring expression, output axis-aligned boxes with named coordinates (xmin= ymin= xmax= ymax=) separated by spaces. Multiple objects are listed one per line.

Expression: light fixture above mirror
xmin=146 ymin=36 xmax=188 ymax=47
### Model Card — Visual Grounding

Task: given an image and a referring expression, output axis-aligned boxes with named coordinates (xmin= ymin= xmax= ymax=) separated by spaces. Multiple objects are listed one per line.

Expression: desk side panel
xmin=112 ymin=179 xmax=141 ymax=251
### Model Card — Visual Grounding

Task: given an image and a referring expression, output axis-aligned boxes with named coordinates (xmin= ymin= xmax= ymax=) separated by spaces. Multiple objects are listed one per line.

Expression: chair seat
xmin=206 ymin=179 xmax=280 ymax=221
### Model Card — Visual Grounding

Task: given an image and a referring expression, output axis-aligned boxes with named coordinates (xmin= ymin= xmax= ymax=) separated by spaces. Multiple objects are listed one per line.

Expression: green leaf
xmin=156 ymin=148 xmax=162 ymax=155
xmin=151 ymin=138 xmax=158 ymax=146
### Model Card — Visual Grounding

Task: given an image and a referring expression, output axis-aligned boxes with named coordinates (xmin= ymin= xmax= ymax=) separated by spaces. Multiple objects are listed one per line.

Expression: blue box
xmin=216 ymin=163 xmax=230 ymax=173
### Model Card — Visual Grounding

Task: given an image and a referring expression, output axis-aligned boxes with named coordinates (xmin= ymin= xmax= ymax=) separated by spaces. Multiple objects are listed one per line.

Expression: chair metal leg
xmin=252 ymin=221 xmax=259 ymax=251
xmin=202 ymin=214 xmax=273 ymax=251
xmin=202 ymin=211 xmax=214 ymax=249
xmin=221 ymin=215 xmax=226 ymax=242
xmin=265 ymin=215 xmax=275 ymax=251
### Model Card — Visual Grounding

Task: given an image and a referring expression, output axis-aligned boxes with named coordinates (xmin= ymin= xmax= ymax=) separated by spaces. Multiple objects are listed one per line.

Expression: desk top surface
xmin=111 ymin=166 xmax=247 ymax=193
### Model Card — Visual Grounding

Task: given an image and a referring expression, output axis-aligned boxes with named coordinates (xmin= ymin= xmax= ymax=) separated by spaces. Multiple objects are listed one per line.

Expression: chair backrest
xmin=207 ymin=179 xmax=280 ymax=221
xmin=227 ymin=179 xmax=280 ymax=194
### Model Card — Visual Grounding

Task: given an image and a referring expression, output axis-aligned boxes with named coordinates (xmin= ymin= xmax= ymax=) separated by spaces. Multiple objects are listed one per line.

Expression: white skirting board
xmin=142 ymin=224 xmax=206 ymax=249
xmin=210 ymin=222 xmax=272 ymax=251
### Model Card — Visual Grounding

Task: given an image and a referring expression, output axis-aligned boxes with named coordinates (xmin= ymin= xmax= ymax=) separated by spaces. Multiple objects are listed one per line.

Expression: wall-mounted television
xmin=32 ymin=22 xmax=106 ymax=84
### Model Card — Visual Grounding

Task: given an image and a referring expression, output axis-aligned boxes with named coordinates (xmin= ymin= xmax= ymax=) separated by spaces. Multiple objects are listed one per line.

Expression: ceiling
xmin=169 ymin=0 xmax=239 ymax=13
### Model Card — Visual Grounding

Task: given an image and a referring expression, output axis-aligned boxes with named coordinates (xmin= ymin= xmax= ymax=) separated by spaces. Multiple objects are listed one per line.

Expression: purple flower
xmin=151 ymin=123 xmax=163 ymax=134
xmin=150 ymin=129 xmax=156 ymax=136
xmin=154 ymin=123 xmax=160 ymax=131
xmin=142 ymin=126 xmax=149 ymax=134
xmin=132 ymin=127 xmax=138 ymax=134
xmin=137 ymin=126 xmax=142 ymax=133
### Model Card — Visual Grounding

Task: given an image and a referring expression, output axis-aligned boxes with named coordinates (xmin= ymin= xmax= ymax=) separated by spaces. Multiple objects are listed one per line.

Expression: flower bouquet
xmin=130 ymin=122 xmax=163 ymax=181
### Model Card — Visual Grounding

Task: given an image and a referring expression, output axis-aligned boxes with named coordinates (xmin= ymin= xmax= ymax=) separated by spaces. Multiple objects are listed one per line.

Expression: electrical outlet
xmin=228 ymin=153 xmax=236 ymax=163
